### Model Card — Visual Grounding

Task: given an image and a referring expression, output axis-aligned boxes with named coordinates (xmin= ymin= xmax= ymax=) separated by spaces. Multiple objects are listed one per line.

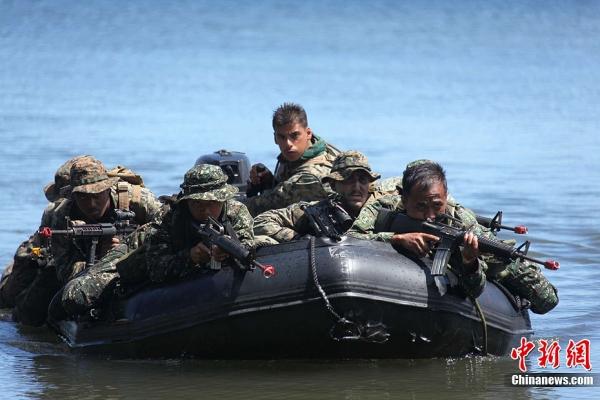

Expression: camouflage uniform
xmin=254 ymin=151 xmax=386 ymax=242
xmin=447 ymin=203 xmax=558 ymax=314
xmin=348 ymin=199 xmax=487 ymax=299
xmin=244 ymin=136 xmax=340 ymax=216
xmin=360 ymin=159 xmax=557 ymax=311
xmin=0 ymin=156 xmax=87 ymax=309
xmin=14 ymin=157 xmax=161 ymax=325
xmin=145 ymin=165 xmax=254 ymax=283
xmin=56 ymin=165 xmax=254 ymax=320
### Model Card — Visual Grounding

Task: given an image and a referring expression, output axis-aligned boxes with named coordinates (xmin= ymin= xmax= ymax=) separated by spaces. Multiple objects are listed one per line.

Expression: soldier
xmin=144 ymin=164 xmax=254 ymax=283
xmin=0 ymin=155 xmax=87 ymax=309
xmin=254 ymin=151 xmax=390 ymax=242
xmin=244 ymin=102 xmax=341 ymax=216
xmin=13 ymin=156 xmax=162 ymax=325
xmin=406 ymin=161 xmax=557 ymax=313
xmin=53 ymin=164 xmax=254 ymax=321
xmin=358 ymin=160 xmax=558 ymax=311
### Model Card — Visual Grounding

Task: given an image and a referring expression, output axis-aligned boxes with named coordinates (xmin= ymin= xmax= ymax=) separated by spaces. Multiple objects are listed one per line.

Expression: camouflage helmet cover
xmin=70 ymin=156 xmax=119 ymax=194
xmin=322 ymin=150 xmax=380 ymax=184
xmin=178 ymin=164 xmax=238 ymax=202
xmin=43 ymin=155 xmax=90 ymax=201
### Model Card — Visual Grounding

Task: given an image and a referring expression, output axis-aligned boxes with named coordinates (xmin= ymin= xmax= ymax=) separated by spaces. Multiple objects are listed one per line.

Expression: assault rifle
xmin=193 ymin=217 xmax=275 ymax=278
xmin=475 ymin=211 xmax=528 ymax=234
xmin=374 ymin=210 xmax=559 ymax=277
xmin=39 ymin=209 xmax=138 ymax=268
xmin=300 ymin=201 xmax=354 ymax=241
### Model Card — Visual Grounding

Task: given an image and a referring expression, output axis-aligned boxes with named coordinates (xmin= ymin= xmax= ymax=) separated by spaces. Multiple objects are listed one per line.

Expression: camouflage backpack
xmin=107 ymin=165 xmax=145 ymax=211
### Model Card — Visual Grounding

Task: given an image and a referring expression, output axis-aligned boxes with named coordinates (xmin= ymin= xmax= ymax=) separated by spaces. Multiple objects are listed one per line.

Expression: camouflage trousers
xmin=51 ymin=226 xmax=152 ymax=320
xmin=486 ymin=259 xmax=558 ymax=314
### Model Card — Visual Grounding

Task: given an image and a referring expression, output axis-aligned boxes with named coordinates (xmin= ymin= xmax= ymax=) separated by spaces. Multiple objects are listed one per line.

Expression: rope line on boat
xmin=309 ymin=236 xmax=362 ymax=341
xmin=472 ymin=296 xmax=488 ymax=355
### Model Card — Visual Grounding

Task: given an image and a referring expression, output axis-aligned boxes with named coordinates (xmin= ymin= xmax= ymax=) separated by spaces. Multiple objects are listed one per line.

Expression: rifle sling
xmin=117 ymin=181 xmax=130 ymax=211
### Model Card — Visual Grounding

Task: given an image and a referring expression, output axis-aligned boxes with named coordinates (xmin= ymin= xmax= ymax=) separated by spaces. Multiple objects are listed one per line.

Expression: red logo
xmin=566 ymin=339 xmax=592 ymax=371
xmin=537 ymin=339 xmax=561 ymax=369
xmin=511 ymin=337 xmax=536 ymax=373
xmin=511 ymin=337 xmax=593 ymax=372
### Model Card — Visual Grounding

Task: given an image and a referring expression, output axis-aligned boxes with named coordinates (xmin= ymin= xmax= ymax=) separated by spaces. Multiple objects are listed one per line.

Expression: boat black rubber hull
xmin=50 ymin=237 xmax=532 ymax=358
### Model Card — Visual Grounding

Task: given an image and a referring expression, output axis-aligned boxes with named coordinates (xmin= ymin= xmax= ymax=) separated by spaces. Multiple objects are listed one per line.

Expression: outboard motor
xmin=195 ymin=150 xmax=251 ymax=200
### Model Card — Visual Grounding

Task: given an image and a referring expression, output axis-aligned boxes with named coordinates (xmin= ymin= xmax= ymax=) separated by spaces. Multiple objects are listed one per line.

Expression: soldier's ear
xmin=306 ymin=127 xmax=313 ymax=141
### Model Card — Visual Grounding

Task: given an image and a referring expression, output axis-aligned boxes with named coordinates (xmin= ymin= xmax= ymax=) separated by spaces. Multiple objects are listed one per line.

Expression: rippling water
xmin=1 ymin=0 xmax=598 ymax=398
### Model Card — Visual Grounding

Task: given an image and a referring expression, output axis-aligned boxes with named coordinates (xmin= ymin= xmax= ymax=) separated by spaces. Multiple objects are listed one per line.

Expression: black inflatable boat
xmin=47 ymin=236 xmax=532 ymax=358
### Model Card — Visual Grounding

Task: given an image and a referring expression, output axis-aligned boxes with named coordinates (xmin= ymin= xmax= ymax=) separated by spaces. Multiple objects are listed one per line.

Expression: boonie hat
xmin=178 ymin=164 xmax=238 ymax=202
xmin=322 ymin=150 xmax=380 ymax=184
xmin=43 ymin=155 xmax=90 ymax=201
xmin=70 ymin=157 xmax=119 ymax=194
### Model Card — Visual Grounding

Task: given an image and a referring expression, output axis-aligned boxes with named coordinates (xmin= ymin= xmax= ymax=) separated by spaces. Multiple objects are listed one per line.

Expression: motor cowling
xmin=195 ymin=150 xmax=251 ymax=200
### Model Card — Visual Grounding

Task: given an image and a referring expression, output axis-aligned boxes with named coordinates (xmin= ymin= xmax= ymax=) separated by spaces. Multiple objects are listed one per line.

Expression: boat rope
xmin=471 ymin=296 xmax=488 ymax=355
xmin=309 ymin=236 xmax=362 ymax=341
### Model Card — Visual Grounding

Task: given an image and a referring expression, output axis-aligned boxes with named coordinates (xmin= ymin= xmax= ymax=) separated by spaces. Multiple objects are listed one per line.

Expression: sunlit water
xmin=1 ymin=0 xmax=598 ymax=398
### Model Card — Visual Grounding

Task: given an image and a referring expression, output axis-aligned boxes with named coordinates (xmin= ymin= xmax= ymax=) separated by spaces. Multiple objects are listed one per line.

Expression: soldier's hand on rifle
xmin=212 ymin=245 xmax=230 ymax=262
xmin=70 ymin=219 xmax=86 ymax=226
xmin=190 ymin=242 xmax=212 ymax=265
xmin=460 ymin=232 xmax=480 ymax=271
xmin=97 ymin=236 xmax=121 ymax=259
xmin=391 ymin=232 xmax=439 ymax=258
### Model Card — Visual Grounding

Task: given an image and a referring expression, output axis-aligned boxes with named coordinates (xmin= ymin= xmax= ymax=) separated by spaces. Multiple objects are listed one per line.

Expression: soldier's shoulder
xmin=373 ymin=194 xmax=403 ymax=209
xmin=226 ymin=199 xmax=251 ymax=216
xmin=374 ymin=176 xmax=402 ymax=196
xmin=284 ymin=170 xmax=323 ymax=186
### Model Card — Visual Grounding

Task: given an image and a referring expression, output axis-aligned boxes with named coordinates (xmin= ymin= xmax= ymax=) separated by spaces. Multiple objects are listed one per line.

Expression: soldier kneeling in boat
xmin=244 ymin=102 xmax=341 ymax=216
xmin=15 ymin=156 xmax=163 ymax=326
xmin=52 ymin=164 xmax=255 ymax=321
xmin=361 ymin=160 xmax=558 ymax=313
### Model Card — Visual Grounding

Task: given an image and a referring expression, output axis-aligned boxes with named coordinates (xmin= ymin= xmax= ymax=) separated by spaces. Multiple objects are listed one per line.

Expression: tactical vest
xmin=107 ymin=166 xmax=144 ymax=211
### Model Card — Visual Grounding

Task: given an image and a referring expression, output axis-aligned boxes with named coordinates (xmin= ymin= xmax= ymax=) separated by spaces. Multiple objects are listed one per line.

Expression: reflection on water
xmin=1 ymin=0 xmax=599 ymax=399
xmin=13 ymin=351 xmax=542 ymax=400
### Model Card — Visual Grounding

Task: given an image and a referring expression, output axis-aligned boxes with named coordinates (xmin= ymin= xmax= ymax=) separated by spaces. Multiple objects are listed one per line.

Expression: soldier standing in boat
xmin=244 ymin=102 xmax=341 ymax=216
xmin=13 ymin=156 xmax=162 ymax=325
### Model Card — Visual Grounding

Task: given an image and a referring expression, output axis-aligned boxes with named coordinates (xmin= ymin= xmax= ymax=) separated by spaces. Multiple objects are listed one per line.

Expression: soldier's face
xmin=274 ymin=122 xmax=313 ymax=162
xmin=187 ymin=199 xmax=224 ymax=222
xmin=335 ymin=171 xmax=370 ymax=215
xmin=403 ymin=181 xmax=447 ymax=221
xmin=73 ymin=190 xmax=111 ymax=222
